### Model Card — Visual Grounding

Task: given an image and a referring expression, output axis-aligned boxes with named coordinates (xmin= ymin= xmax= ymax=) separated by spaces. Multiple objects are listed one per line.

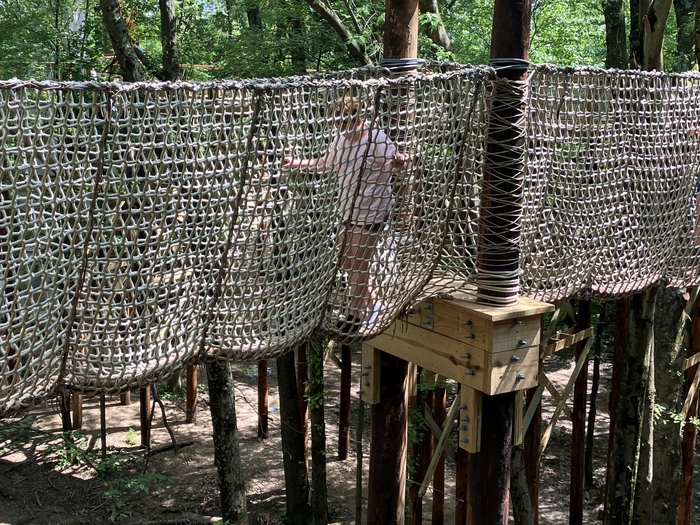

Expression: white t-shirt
xmin=325 ymin=129 xmax=397 ymax=226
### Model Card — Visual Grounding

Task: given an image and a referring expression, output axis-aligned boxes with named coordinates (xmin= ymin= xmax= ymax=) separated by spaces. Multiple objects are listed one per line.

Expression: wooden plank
xmin=514 ymin=390 xmax=524 ymax=446
xmin=368 ymin=323 xmax=483 ymax=389
xmin=72 ymin=394 xmax=83 ymax=430
xmin=441 ymin=293 xmax=555 ymax=321
xmin=257 ymin=360 xmax=269 ymax=439
xmin=522 ymin=382 xmax=544 ymax=436
xmin=186 ymin=364 xmax=197 ymax=424
xmin=539 ymin=336 xmax=594 ymax=457
xmin=492 ymin=317 xmax=542 ymax=353
xmin=418 ymin=395 xmax=461 ymax=497
xmin=360 ymin=344 xmax=381 ymax=404
xmin=541 ymin=306 xmax=567 ymax=350
xmin=140 ymin=387 xmax=151 ymax=447
xmin=542 ymin=326 xmax=593 ymax=357
xmin=424 ymin=403 xmax=456 ymax=462
xmin=485 ymin=345 xmax=539 ymax=395
xmin=682 ymin=351 xmax=700 ymax=371
xmin=680 ymin=365 xmax=700 ymax=423
xmin=541 ymin=373 xmax=574 ymax=420
xmin=458 ymin=385 xmax=482 ymax=453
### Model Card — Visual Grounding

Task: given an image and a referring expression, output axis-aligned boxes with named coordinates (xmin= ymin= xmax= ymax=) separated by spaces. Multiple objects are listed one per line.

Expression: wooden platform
xmin=361 ymin=293 xmax=554 ymax=452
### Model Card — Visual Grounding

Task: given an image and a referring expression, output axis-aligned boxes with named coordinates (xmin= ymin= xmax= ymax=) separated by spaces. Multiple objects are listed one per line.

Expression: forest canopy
xmin=0 ymin=0 xmax=695 ymax=80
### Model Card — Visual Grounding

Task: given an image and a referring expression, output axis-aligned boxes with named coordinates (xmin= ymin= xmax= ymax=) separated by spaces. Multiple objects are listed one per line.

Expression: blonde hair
xmin=331 ymin=94 xmax=361 ymax=122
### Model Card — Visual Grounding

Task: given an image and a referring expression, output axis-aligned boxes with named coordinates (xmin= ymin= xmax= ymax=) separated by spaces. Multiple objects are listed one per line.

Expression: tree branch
xmin=304 ymin=0 xmax=372 ymax=65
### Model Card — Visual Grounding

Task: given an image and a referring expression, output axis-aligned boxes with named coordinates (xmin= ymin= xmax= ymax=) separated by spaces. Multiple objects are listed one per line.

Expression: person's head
xmin=331 ymin=95 xmax=363 ymax=133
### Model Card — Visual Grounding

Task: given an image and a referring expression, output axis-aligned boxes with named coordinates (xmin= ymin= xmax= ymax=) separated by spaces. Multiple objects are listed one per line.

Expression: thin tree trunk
xmin=604 ymin=287 xmax=658 ymax=525
xmin=602 ymin=0 xmax=628 ymax=68
xmin=257 ymin=361 xmax=269 ymax=439
xmin=674 ymin=0 xmax=695 ymax=70
xmin=695 ymin=1 xmax=700 ymax=68
xmin=511 ymin=444 xmax=534 ymax=525
xmin=418 ymin=0 xmax=452 ymax=52
xmin=570 ymin=300 xmax=590 ymax=525
xmin=276 ymin=350 xmax=312 ymax=525
xmin=308 ymin=341 xmax=329 ymax=525
xmin=338 ymin=344 xmax=351 ymax=460
xmin=159 ymin=0 xmax=179 ymax=80
xmin=206 ymin=361 xmax=248 ymax=525
xmin=585 ymin=302 xmax=608 ymax=487
xmin=641 ymin=0 xmax=674 ymax=70
xmin=99 ymin=0 xmax=145 ymax=81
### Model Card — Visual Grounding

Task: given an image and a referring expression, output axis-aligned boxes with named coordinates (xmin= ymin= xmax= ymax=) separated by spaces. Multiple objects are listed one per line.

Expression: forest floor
xmin=0 ymin=343 xmax=698 ymax=525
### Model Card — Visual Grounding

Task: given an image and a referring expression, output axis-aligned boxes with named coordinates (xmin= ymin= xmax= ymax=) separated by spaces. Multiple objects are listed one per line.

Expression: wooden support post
xmin=431 ymin=384 xmax=446 ymax=525
xmin=409 ymin=367 xmax=431 ymax=525
xmin=257 ymin=360 xmax=269 ymax=439
xmin=455 ymin=445 xmax=469 ymax=525
xmin=468 ymin=392 xmax=514 ymax=524
xmin=186 ymin=364 xmax=197 ymax=424
xmin=570 ymin=299 xmax=590 ymax=525
xmin=678 ymin=297 xmax=700 ymax=525
xmin=604 ymin=296 xmax=628 ymax=515
xmin=367 ymin=352 xmax=409 ymax=525
xmin=100 ymin=394 xmax=107 ymax=459
xmin=72 ymin=394 xmax=83 ymax=430
xmin=468 ymin=0 xmax=530 ymax=523
xmin=338 ymin=343 xmax=352 ymax=460
xmin=140 ymin=387 xmax=151 ymax=447
xmin=297 ymin=342 xmax=309 ymax=468
xmin=120 ymin=391 xmax=131 ymax=405
xmin=366 ymin=0 xmax=417 ymax=521
xmin=524 ymin=383 xmax=541 ymax=524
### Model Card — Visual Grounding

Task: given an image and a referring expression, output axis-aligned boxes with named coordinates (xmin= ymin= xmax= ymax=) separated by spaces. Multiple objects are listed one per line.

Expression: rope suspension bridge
xmin=2 ymin=63 xmax=700 ymax=415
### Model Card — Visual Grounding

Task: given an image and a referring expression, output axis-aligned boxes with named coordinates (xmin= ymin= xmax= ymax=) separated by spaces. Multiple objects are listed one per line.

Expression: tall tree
xmin=159 ymin=0 xmax=180 ymax=80
xmin=99 ymin=0 xmax=145 ymax=80
xmin=602 ymin=0 xmax=627 ymax=68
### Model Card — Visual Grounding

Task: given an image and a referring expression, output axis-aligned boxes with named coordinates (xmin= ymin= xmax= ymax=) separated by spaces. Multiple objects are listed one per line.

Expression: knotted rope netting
xmin=2 ymin=63 xmax=700 ymax=414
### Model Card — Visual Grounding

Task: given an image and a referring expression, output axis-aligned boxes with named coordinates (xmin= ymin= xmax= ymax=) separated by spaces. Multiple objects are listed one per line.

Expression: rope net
xmin=1 ymin=64 xmax=699 ymax=413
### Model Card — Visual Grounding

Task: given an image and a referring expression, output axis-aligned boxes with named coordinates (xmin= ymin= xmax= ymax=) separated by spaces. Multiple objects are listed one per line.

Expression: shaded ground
xmin=0 ymin=344 xmax=698 ymax=524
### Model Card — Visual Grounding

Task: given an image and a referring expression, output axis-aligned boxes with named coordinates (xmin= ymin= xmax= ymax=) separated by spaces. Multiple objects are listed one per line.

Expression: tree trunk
xmin=602 ymin=0 xmax=628 ymax=68
xmin=159 ymin=0 xmax=179 ymax=80
xmin=418 ymin=0 xmax=452 ymax=52
xmin=511 ymin=444 xmax=534 ymax=525
xmin=570 ymin=300 xmax=590 ymax=525
xmin=276 ymin=350 xmax=312 ymax=525
xmin=633 ymin=288 xmax=689 ymax=523
xmin=308 ymin=341 xmax=329 ymax=525
xmin=99 ymin=0 xmax=145 ymax=81
xmin=673 ymin=0 xmax=695 ymax=70
xmin=303 ymin=0 xmax=372 ymax=65
xmin=206 ymin=361 xmax=248 ymax=525
xmin=695 ymin=1 xmax=700 ymax=68
xmin=604 ymin=287 xmax=658 ymax=525
xmin=641 ymin=0 xmax=674 ymax=70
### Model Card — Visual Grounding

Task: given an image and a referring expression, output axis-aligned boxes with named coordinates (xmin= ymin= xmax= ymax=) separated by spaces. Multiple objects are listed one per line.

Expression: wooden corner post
xmin=468 ymin=1 xmax=531 ymax=524
xmin=366 ymin=0 xmax=417 ymax=523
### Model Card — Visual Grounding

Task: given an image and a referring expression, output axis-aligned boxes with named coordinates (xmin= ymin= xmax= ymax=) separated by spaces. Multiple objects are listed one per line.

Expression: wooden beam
xmin=541 ymin=326 xmax=593 ymax=357
xmin=72 ymin=394 xmax=83 ymax=430
xmin=541 ymin=373 xmax=574 ymax=420
xmin=570 ymin=299 xmax=590 ymax=525
xmin=418 ymin=395 xmax=461 ymax=497
xmin=360 ymin=344 xmax=381 ymax=404
xmin=458 ymin=386 xmax=482 ymax=453
xmin=338 ymin=344 xmax=352 ymax=460
xmin=257 ymin=360 xmax=269 ymax=439
xmin=140 ymin=387 xmax=151 ymax=447
xmin=186 ymin=364 xmax=197 ymax=424
xmin=539 ymin=337 xmax=594 ymax=457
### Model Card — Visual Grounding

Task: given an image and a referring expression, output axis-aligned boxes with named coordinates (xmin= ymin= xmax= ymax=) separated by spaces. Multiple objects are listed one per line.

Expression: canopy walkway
xmin=1 ymin=63 xmax=700 ymax=414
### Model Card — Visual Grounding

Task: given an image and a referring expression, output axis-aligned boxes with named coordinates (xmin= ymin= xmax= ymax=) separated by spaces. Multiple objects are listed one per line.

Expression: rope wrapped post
xmin=468 ymin=1 xmax=530 ymax=524
xmin=366 ymin=0 xmax=418 ymax=522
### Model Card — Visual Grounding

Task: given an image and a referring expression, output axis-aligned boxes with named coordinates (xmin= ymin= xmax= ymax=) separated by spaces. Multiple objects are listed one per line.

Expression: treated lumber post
xmin=297 ymin=342 xmax=309 ymax=468
xmin=338 ymin=343 xmax=352 ymax=460
xmin=140 ymin=386 xmax=151 ymax=447
xmin=431 ymin=384 xmax=446 ymax=525
xmin=678 ymin=297 xmax=700 ymax=525
xmin=120 ymin=391 xmax=131 ymax=405
xmin=466 ymin=1 xmax=530 ymax=524
xmin=366 ymin=0 xmax=417 ymax=522
xmin=524 ymin=384 xmax=541 ymax=524
xmin=186 ymin=364 xmax=197 ymax=424
xmin=72 ymin=394 xmax=83 ymax=430
xmin=257 ymin=360 xmax=269 ymax=439
xmin=570 ymin=299 xmax=590 ymax=525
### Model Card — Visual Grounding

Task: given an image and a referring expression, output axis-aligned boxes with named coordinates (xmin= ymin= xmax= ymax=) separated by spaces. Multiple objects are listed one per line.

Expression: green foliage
xmin=124 ymin=428 xmax=138 ymax=446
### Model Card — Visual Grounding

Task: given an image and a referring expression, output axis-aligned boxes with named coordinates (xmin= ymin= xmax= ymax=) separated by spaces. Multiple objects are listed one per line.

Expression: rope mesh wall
xmin=2 ymin=64 xmax=700 ymax=413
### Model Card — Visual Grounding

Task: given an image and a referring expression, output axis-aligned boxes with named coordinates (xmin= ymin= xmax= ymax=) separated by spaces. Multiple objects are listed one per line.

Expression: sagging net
xmin=1 ymin=64 xmax=700 ymax=414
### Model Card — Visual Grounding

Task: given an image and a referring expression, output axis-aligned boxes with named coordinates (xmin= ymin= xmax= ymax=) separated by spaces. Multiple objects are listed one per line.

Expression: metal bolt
xmin=461 ymin=437 xmax=470 ymax=443
xmin=461 ymin=353 xmax=472 ymax=360
xmin=465 ymin=369 xmax=476 ymax=376
xmin=510 ymin=354 xmax=520 ymax=363
xmin=361 ymin=372 xmax=369 ymax=376
xmin=365 ymin=381 xmax=370 ymax=386
xmin=465 ymin=332 xmax=475 ymax=339
xmin=364 ymin=364 xmax=372 ymax=369
xmin=458 ymin=404 xmax=468 ymax=410
xmin=518 ymin=339 xmax=527 ymax=346
xmin=459 ymin=425 xmax=467 ymax=431
xmin=358 ymin=389 xmax=365 ymax=394
xmin=514 ymin=319 xmax=522 ymax=325
xmin=461 ymin=415 xmax=470 ymax=422
xmin=462 ymin=319 xmax=472 ymax=326
xmin=516 ymin=373 xmax=526 ymax=381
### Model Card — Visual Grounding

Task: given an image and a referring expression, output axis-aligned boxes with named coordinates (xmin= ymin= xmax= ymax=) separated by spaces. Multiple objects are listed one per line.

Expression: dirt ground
xmin=0 ymin=344 xmax=698 ymax=525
